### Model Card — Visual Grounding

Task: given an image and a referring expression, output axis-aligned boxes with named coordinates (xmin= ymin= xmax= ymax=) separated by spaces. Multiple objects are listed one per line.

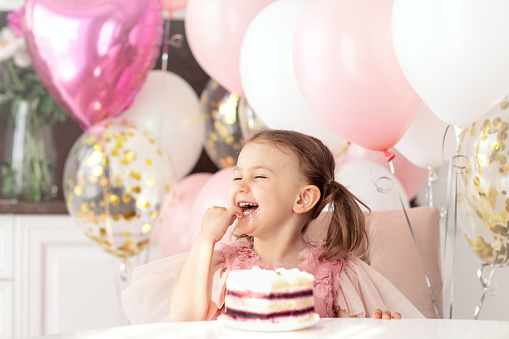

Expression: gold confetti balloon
xmin=200 ymin=79 xmax=243 ymax=169
xmin=458 ymin=97 xmax=509 ymax=242
xmin=457 ymin=192 xmax=509 ymax=266
xmin=63 ymin=119 xmax=176 ymax=259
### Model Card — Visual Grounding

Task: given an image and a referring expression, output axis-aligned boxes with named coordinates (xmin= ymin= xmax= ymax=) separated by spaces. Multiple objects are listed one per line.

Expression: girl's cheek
xmin=228 ymin=186 xmax=237 ymax=207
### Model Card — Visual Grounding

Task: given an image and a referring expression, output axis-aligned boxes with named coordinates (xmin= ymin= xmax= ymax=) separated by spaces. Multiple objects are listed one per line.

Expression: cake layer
xmin=224 ymin=306 xmax=316 ymax=322
xmin=225 ymin=294 xmax=314 ymax=314
xmin=226 ymin=288 xmax=313 ymax=299
xmin=226 ymin=266 xmax=315 ymax=294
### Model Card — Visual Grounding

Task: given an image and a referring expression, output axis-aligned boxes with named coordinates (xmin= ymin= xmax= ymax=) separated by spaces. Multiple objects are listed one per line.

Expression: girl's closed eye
xmin=254 ymin=175 xmax=266 ymax=179
xmin=233 ymin=177 xmax=242 ymax=181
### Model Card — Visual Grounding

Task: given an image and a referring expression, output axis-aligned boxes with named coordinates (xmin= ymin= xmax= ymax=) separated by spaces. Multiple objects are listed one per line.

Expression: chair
xmin=305 ymin=206 xmax=443 ymax=319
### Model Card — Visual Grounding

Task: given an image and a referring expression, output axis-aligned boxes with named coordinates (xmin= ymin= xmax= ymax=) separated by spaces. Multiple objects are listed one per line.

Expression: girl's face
xmin=229 ymin=142 xmax=306 ymax=238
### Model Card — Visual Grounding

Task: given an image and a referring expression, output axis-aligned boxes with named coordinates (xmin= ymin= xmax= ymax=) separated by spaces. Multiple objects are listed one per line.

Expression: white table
xmin=37 ymin=318 xmax=509 ymax=339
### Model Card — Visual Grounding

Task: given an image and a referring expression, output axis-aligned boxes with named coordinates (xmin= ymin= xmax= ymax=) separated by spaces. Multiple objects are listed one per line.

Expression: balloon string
xmin=388 ymin=158 xmax=441 ymax=319
xmin=443 ymin=156 xmax=453 ymax=318
xmin=449 ymin=164 xmax=459 ymax=319
xmin=156 ymin=18 xmax=172 ymax=142
xmin=442 ymin=125 xmax=452 ymax=166
xmin=443 ymin=124 xmax=462 ymax=319
xmin=115 ymin=258 xmax=131 ymax=325
xmin=441 ymin=125 xmax=454 ymax=266
xmin=119 ymin=257 xmax=131 ymax=282
xmin=427 ymin=168 xmax=433 ymax=207
xmin=446 ymin=154 xmax=469 ymax=320
xmin=161 ymin=18 xmax=171 ymax=72
xmin=426 ymin=166 xmax=437 ymax=207
xmin=445 ymin=125 xmax=468 ymax=319
xmin=473 ymin=243 xmax=505 ymax=320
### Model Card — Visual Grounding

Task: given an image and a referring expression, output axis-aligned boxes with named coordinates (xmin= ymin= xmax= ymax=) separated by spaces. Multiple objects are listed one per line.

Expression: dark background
xmin=0 ymin=12 xmax=219 ymax=213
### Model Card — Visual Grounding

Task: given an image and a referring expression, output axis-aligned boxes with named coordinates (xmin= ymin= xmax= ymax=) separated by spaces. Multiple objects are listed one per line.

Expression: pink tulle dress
xmin=121 ymin=241 xmax=424 ymax=324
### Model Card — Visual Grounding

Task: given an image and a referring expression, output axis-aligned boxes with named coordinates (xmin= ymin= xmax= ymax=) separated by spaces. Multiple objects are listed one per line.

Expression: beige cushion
xmin=305 ymin=206 xmax=443 ymax=319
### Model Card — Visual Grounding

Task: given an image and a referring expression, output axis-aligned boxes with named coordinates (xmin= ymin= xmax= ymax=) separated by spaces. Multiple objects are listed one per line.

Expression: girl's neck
xmin=252 ymin=236 xmax=313 ymax=267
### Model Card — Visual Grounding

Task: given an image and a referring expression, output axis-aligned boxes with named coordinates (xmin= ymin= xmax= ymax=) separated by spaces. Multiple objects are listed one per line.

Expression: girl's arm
xmin=169 ymin=206 xmax=241 ymax=322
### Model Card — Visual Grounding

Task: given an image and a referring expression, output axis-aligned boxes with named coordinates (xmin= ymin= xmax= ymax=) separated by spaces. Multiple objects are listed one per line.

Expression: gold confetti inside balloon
xmin=458 ymin=96 xmax=509 ymax=242
xmin=200 ymin=79 xmax=243 ymax=169
xmin=457 ymin=192 xmax=509 ymax=266
xmin=63 ymin=119 xmax=176 ymax=259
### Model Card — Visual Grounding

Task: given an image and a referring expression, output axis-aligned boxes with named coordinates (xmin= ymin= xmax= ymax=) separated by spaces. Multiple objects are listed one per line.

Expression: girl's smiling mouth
xmin=238 ymin=202 xmax=259 ymax=218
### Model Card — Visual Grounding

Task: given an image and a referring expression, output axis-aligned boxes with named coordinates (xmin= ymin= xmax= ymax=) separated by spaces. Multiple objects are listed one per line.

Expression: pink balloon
xmin=161 ymin=0 xmax=187 ymax=12
xmin=185 ymin=0 xmax=276 ymax=94
xmin=157 ymin=173 xmax=212 ymax=256
xmin=338 ymin=144 xmax=428 ymax=200
xmin=23 ymin=0 xmax=163 ymax=130
xmin=189 ymin=167 xmax=235 ymax=243
xmin=293 ymin=0 xmax=421 ymax=152
xmin=161 ymin=0 xmax=188 ymax=13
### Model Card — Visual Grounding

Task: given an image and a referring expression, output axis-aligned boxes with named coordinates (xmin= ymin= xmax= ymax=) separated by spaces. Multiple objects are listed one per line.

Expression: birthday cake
xmin=223 ymin=266 xmax=316 ymax=323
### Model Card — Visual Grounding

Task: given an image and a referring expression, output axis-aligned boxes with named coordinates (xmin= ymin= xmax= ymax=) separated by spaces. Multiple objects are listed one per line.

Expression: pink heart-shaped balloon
xmin=23 ymin=0 xmax=163 ymax=129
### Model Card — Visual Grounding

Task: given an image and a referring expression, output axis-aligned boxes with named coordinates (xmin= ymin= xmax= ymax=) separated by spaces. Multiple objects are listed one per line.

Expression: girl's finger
xmin=226 ymin=206 xmax=243 ymax=223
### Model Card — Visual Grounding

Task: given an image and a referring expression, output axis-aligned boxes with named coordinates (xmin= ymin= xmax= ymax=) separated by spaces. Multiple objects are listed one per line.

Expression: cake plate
xmin=217 ymin=314 xmax=320 ymax=332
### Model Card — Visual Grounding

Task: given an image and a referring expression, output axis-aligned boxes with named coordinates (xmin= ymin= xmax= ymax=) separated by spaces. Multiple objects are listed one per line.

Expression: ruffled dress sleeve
xmin=334 ymin=256 xmax=425 ymax=319
xmin=121 ymin=249 xmax=228 ymax=324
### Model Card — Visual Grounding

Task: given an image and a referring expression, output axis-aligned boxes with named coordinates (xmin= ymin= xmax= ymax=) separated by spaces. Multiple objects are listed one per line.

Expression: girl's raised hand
xmin=372 ymin=309 xmax=401 ymax=320
xmin=198 ymin=206 xmax=243 ymax=243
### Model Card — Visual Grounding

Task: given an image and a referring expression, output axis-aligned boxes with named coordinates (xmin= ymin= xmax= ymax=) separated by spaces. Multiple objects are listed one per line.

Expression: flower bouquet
xmin=0 ymin=8 xmax=67 ymax=202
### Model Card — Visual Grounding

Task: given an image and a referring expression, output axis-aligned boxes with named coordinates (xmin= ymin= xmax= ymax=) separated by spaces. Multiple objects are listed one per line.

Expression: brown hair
xmin=238 ymin=129 xmax=370 ymax=261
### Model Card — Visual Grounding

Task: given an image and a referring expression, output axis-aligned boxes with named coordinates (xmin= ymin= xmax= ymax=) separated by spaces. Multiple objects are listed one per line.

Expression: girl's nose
xmin=234 ymin=179 xmax=249 ymax=193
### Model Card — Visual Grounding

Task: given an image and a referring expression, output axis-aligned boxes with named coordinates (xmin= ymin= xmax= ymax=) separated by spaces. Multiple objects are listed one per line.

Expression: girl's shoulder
xmin=298 ymin=241 xmax=347 ymax=275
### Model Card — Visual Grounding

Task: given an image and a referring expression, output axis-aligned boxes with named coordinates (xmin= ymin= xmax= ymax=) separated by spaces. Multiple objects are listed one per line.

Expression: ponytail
xmin=313 ymin=180 xmax=370 ymax=261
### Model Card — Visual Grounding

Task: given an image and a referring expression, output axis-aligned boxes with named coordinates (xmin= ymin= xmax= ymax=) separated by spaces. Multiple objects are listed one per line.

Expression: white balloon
xmin=336 ymin=161 xmax=410 ymax=211
xmin=395 ymin=103 xmax=457 ymax=169
xmin=122 ymin=70 xmax=204 ymax=180
xmin=239 ymin=0 xmax=343 ymax=152
xmin=392 ymin=0 xmax=509 ymax=127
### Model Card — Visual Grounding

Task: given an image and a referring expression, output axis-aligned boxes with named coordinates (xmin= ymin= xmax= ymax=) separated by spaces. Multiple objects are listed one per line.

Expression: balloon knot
xmin=384 ymin=150 xmax=395 ymax=162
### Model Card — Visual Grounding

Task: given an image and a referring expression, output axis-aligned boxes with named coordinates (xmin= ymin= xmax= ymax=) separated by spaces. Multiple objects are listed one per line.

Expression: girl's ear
xmin=293 ymin=185 xmax=321 ymax=214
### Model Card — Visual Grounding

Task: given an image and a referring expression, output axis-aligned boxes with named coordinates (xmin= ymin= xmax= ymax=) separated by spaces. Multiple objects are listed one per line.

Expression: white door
xmin=13 ymin=215 xmax=160 ymax=338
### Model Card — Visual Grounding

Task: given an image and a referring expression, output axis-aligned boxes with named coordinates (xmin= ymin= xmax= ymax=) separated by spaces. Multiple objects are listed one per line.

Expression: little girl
xmin=122 ymin=130 xmax=424 ymax=323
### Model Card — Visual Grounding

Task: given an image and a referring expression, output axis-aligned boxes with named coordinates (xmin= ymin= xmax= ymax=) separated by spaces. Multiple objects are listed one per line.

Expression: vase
xmin=1 ymin=100 xmax=58 ymax=202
